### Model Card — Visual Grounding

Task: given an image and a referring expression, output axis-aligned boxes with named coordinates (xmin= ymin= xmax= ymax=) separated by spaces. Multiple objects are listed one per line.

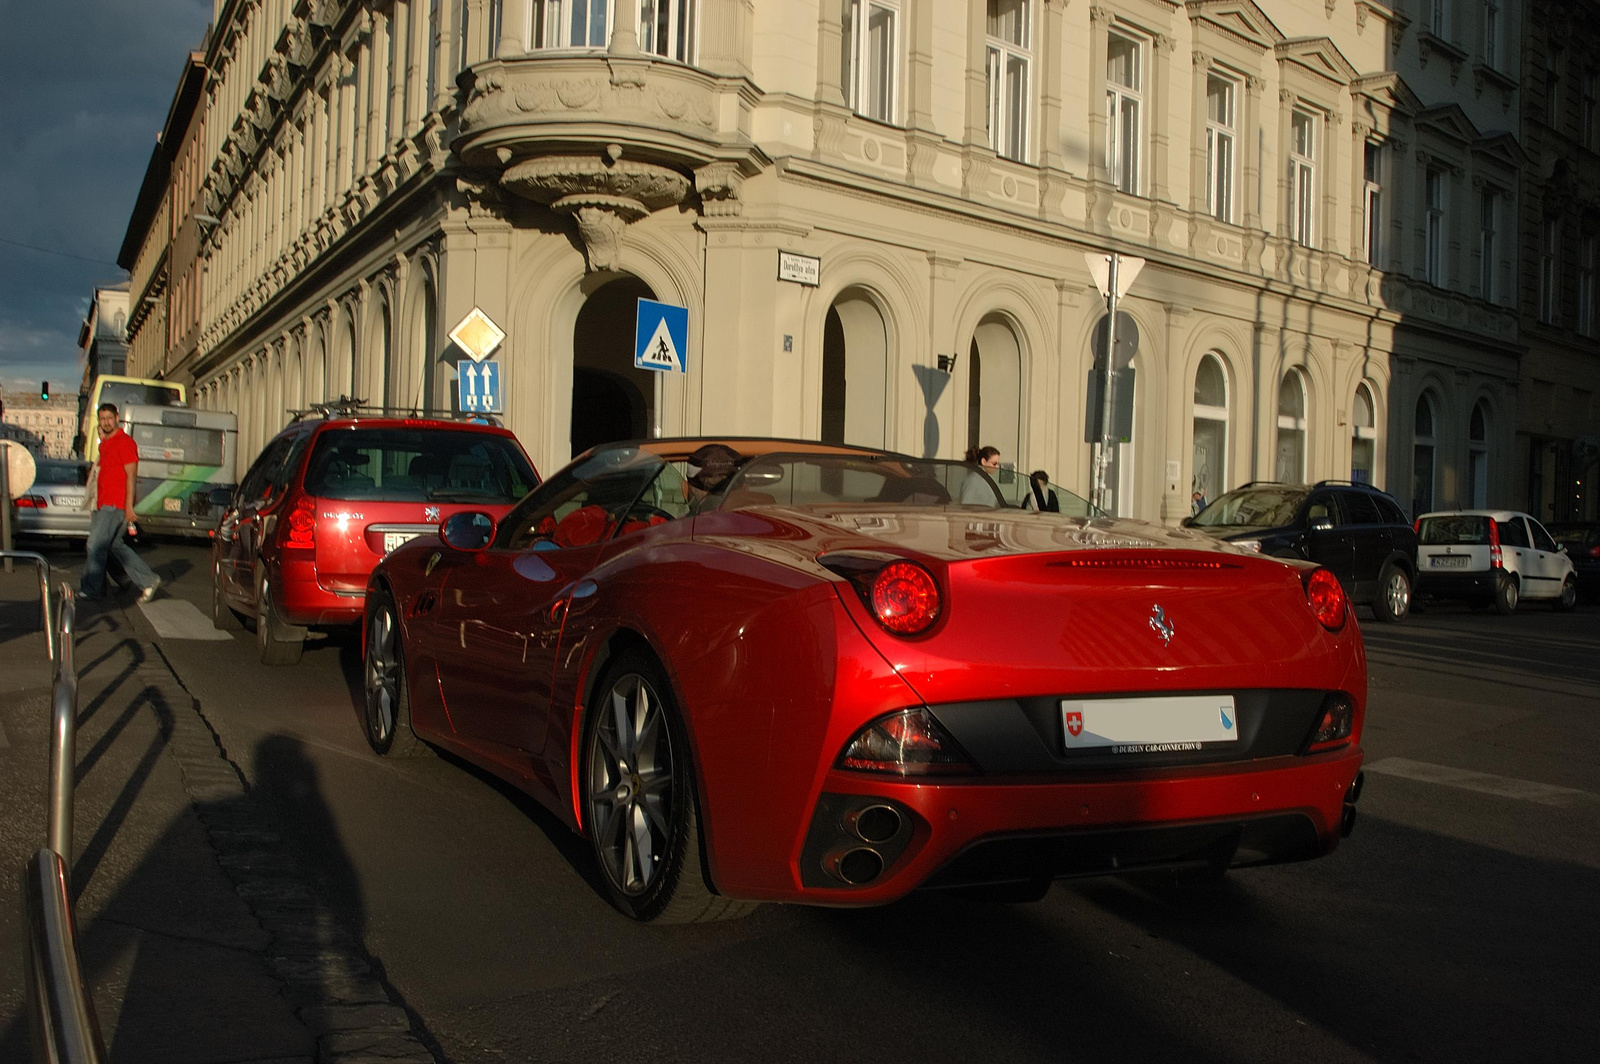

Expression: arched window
xmin=1352 ymin=381 xmax=1378 ymax=485
xmin=1275 ymin=369 xmax=1307 ymax=482
xmin=1192 ymin=353 xmax=1228 ymax=509
xmin=1468 ymin=401 xmax=1489 ymax=508
xmin=1412 ymin=392 xmax=1437 ymax=517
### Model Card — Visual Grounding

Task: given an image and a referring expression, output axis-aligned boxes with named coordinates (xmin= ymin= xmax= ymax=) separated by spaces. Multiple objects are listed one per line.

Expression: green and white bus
xmin=120 ymin=404 xmax=238 ymax=538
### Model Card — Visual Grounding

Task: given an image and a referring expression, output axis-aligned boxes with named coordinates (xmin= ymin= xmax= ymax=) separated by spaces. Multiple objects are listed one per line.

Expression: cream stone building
xmin=175 ymin=0 xmax=1552 ymax=523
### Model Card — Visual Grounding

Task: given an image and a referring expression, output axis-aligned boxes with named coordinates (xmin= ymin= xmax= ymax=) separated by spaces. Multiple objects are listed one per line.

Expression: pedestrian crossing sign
xmin=634 ymin=298 xmax=688 ymax=374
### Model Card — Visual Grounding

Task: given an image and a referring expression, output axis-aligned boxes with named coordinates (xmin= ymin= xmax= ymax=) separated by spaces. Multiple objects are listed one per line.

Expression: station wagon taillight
xmin=283 ymin=496 xmax=316 ymax=553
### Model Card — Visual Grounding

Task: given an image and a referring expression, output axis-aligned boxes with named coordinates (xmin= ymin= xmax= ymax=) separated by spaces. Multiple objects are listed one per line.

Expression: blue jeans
xmin=81 ymin=506 xmax=158 ymax=598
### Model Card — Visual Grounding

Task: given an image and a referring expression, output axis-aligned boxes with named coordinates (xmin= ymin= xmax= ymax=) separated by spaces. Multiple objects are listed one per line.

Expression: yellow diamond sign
xmin=448 ymin=307 xmax=506 ymax=363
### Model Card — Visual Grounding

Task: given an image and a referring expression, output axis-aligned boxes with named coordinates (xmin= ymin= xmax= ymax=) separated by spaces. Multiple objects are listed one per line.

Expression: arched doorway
xmin=1275 ymin=369 xmax=1308 ymax=483
xmin=1192 ymin=353 xmax=1228 ymax=510
xmin=1468 ymin=401 xmax=1489 ymax=507
xmin=821 ymin=288 xmax=888 ymax=447
xmin=571 ymin=276 xmax=655 ymax=457
xmin=967 ymin=316 xmax=1022 ymax=468
xmin=1352 ymin=381 xmax=1378 ymax=485
xmin=1412 ymin=392 xmax=1437 ymax=517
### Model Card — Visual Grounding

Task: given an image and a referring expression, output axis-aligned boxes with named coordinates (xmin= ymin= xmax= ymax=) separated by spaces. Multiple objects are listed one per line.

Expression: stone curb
xmin=127 ymin=645 xmax=443 ymax=1064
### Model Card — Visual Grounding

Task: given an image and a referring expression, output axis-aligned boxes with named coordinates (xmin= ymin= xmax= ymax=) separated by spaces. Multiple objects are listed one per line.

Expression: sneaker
xmin=139 ymin=578 xmax=161 ymax=604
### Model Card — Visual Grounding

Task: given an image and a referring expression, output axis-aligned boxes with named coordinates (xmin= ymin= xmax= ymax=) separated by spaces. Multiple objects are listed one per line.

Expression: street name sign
xmin=777 ymin=250 xmax=821 ymax=286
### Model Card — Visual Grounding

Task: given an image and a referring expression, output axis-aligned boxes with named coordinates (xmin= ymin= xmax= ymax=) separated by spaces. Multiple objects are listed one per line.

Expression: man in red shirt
xmin=81 ymin=403 xmax=160 ymax=601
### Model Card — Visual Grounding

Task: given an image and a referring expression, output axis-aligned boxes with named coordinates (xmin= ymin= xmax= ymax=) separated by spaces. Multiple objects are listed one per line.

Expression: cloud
xmin=0 ymin=0 xmax=211 ymax=386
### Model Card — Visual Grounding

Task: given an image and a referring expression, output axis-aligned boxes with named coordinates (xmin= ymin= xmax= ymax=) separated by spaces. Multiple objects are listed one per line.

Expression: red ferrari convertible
xmin=363 ymin=438 xmax=1366 ymax=922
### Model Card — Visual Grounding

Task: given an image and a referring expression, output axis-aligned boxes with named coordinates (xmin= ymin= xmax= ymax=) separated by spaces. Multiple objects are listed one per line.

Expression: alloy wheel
xmin=1386 ymin=570 xmax=1410 ymax=617
xmin=588 ymin=673 xmax=676 ymax=897
xmin=365 ymin=605 xmax=399 ymax=747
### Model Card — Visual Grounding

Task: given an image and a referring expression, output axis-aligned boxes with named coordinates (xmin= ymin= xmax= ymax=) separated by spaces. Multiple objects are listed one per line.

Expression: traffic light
xmin=40 ymin=381 xmax=49 ymax=401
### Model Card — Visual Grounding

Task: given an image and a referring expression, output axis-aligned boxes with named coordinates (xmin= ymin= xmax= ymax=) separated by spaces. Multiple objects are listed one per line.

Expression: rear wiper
xmin=426 ymin=489 xmax=503 ymax=502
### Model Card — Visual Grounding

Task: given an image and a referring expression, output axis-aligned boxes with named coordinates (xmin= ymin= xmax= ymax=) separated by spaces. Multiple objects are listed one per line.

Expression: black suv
xmin=1185 ymin=480 xmax=1418 ymax=622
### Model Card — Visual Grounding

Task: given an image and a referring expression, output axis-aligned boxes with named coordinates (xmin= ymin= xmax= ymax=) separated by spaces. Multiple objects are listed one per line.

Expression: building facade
xmin=121 ymin=51 xmax=210 ymax=385
xmin=75 ymin=285 xmax=130 ymax=454
xmin=1516 ymin=0 xmax=1599 ymax=524
xmin=0 ymin=393 xmax=79 ymax=459
xmin=162 ymin=0 xmax=1589 ymax=523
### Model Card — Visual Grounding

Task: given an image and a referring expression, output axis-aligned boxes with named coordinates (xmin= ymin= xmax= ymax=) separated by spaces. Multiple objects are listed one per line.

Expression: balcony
xmin=455 ymin=47 xmax=765 ymax=270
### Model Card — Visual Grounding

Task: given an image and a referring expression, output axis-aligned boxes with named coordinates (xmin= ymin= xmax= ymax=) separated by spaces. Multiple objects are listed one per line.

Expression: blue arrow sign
xmin=458 ymin=360 xmax=502 ymax=413
xmin=635 ymin=298 xmax=689 ymax=374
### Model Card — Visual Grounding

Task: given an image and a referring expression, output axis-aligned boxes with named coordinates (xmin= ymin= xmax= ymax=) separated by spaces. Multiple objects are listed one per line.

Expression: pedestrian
xmin=1024 ymin=469 xmax=1060 ymax=512
xmin=1191 ymin=490 xmax=1208 ymax=516
xmin=960 ymin=445 xmax=1002 ymax=504
xmin=81 ymin=403 xmax=160 ymax=602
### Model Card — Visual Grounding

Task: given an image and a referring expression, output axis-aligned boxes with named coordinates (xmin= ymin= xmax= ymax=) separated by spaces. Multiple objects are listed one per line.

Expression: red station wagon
xmin=211 ymin=407 xmax=539 ymax=664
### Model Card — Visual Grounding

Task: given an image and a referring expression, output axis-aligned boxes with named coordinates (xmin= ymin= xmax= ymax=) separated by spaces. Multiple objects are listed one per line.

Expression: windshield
xmin=304 ymin=428 xmax=538 ymax=502
xmin=1419 ymin=515 xmax=1491 ymax=546
xmin=1192 ymin=486 xmax=1308 ymax=529
xmin=712 ymin=454 xmax=1003 ymax=509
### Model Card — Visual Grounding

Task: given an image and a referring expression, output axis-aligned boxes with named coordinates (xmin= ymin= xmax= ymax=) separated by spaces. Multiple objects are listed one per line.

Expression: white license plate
xmin=383 ymin=532 xmax=419 ymax=553
xmin=51 ymin=495 xmax=78 ymax=507
xmin=1061 ymin=695 xmax=1239 ymax=753
xmin=163 ymin=496 xmax=183 ymax=512
xmin=1431 ymin=555 xmax=1469 ymax=568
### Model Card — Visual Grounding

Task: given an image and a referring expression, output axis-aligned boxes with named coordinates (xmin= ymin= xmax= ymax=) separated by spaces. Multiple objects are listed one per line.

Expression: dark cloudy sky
xmin=0 ymin=0 xmax=212 ymax=395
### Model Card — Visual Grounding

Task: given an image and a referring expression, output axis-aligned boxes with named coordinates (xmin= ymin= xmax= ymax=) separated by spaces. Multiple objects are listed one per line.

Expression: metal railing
xmin=11 ymin=574 xmax=106 ymax=1063
xmin=0 ymin=550 xmax=57 ymax=665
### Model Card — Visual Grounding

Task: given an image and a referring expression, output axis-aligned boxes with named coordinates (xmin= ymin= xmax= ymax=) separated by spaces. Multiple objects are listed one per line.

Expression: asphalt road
xmin=48 ymin=538 xmax=1600 ymax=1063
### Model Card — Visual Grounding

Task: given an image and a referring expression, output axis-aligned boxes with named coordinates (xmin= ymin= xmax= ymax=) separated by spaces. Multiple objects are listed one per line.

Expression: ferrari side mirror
xmin=441 ymin=511 xmax=495 ymax=552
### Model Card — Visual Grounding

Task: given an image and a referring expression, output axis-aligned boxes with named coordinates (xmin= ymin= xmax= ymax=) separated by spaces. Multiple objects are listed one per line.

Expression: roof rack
xmin=1312 ymin=478 xmax=1398 ymax=497
xmin=286 ymin=396 xmax=502 ymax=427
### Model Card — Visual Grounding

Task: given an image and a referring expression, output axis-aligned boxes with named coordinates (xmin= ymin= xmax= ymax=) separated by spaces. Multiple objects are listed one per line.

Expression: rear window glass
xmin=1420 ymin=515 xmax=1490 ymax=545
xmin=304 ymin=428 xmax=538 ymax=503
xmin=1191 ymin=487 xmax=1308 ymax=529
xmin=35 ymin=461 xmax=90 ymax=486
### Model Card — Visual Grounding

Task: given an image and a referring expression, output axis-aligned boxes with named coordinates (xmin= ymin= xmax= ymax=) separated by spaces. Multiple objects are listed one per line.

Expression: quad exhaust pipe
xmin=1341 ymin=771 xmax=1364 ymax=837
xmin=822 ymin=804 xmax=905 ymax=884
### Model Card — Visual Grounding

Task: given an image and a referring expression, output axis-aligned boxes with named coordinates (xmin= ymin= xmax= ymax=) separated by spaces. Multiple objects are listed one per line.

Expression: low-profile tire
xmin=363 ymin=589 xmax=427 ymax=757
xmin=1554 ymin=576 xmax=1578 ymax=611
xmin=255 ymin=573 xmax=306 ymax=666
xmin=1492 ymin=571 xmax=1519 ymax=615
xmin=211 ymin=564 xmax=243 ymax=631
xmin=1372 ymin=562 xmax=1412 ymax=622
xmin=583 ymin=649 xmax=756 ymax=924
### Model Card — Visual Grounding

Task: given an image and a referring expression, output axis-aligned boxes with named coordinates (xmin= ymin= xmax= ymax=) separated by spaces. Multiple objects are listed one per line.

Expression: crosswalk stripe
xmin=138 ymin=598 xmax=236 ymax=641
xmin=1365 ymin=757 xmax=1592 ymax=808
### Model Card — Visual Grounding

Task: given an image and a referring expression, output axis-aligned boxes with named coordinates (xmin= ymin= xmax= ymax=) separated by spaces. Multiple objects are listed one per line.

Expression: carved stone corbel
xmin=694 ymin=162 xmax=746 ymax=218
xmin=500 ymin=148 xmax=691 ymax=271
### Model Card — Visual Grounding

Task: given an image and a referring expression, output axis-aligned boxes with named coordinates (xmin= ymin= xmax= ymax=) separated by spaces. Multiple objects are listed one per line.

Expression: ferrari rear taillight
xmin=820 ymin=552 xmax=943 ymax=637
xmin=1488 ymin=518 xmax=1503 ymax=569
xmin=1302 ymin=567 xmax=1347 ymax=630
xmin=839 ymin=707 xmax=974 ymax=776
xmin=870 ymin=562 xmax=941 ymax=635
xmin=1307 ymin=692 xmax=1355 ymax=751
xmin=283 ymin=495 xmax=316 ymax=553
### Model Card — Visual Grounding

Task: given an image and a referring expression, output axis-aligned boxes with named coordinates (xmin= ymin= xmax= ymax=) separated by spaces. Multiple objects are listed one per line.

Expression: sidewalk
xmin=0 ymin=564 xmax=435 ymax=1063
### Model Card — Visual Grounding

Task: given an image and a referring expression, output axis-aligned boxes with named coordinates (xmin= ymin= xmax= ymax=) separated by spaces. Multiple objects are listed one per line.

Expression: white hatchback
xmin=1415 ymin=510 xmax=1578 ymax=613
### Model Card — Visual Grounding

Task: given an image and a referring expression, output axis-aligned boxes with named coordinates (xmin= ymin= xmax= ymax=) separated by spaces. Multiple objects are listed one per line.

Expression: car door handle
xmin=548 ymin=598 xmax=571 ymax=623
